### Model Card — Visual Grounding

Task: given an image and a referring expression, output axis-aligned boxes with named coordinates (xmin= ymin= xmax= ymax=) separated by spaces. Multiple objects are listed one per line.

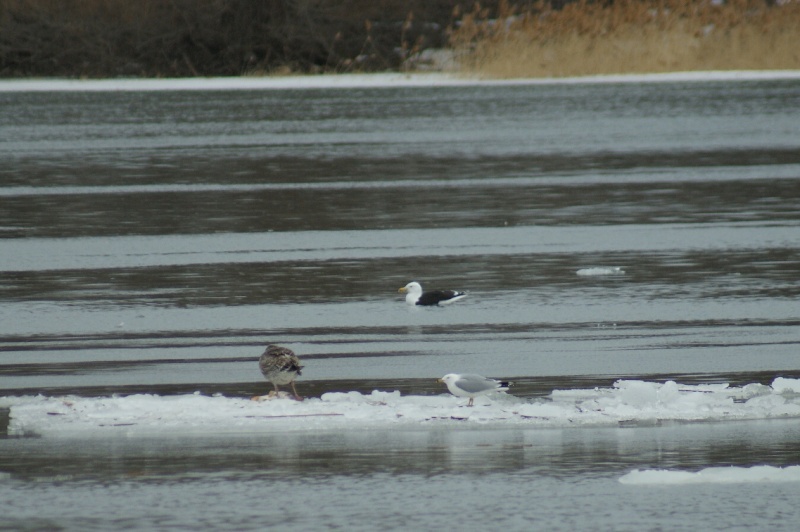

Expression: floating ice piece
xmin=576 ymin=266 xmax=625 ymax=276
xmin=619 ymin=465 xmax=800 ymax=485
xmin=771 ymin=377 xmax=800 ymax=394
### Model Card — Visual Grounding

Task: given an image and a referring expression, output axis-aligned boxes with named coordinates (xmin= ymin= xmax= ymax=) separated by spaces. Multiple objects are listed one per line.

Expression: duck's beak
xmin=398 ymin=287 xmax=407 ymax=293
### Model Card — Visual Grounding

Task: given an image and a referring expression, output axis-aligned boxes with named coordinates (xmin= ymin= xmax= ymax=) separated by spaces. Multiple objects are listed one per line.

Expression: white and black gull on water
xmin=255 ymin=344 xmax=304 ymax=401
xmin=398 ymin=281 xmax=467 ymax=306
xmin=438 ymin=373 xmax=511 ymax=406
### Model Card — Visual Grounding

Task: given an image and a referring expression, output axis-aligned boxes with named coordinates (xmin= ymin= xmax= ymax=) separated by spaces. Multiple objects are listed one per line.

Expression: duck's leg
xmin=289 ymin=381 xmax=304 ymax=401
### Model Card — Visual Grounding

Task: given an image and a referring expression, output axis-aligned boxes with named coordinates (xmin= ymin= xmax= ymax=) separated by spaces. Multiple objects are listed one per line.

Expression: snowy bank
xmin=1 ymin=71 xmax=800 ymax=93
xmin=4 ymin=378 xmax=800 ymax=437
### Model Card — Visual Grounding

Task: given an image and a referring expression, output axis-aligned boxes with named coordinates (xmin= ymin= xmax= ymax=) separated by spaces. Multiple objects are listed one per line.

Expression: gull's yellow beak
xmin=437 ymin=378 xmax=444 ymax=383
xmin=398 ymin=287 xmax=408 ymax=293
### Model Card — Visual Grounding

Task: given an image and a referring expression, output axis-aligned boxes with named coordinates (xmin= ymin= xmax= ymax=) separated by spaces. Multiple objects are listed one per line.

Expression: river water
xmin=1 ymin=74 xmax=800 ymax=530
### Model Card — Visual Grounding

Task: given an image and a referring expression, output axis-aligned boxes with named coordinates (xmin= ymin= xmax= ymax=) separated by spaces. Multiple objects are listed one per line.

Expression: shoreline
xmin=2 ymin=70 xmax=800 ymax=92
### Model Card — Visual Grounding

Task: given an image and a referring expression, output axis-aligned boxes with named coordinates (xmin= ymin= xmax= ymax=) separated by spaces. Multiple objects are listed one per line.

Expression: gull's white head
xmin=437 ymin=373 xmax=467 ymax=397
xmin=438 ymin=373 xmax=459 ymax=386
xmin=398 ymin=281 xmax=423 ymax=304
xmin=398 ymin=281 xmax=422 ymax=295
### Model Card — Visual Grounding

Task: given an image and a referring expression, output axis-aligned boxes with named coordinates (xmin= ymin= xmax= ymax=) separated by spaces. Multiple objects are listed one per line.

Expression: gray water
xmin=1 ymin=77 xmax=800 ymax=530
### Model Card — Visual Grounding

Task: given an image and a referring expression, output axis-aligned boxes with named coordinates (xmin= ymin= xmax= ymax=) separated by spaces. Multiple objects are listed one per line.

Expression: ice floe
xmin=576 ymin=266 xmax=626 ymax=276
xmin=619 ymin=465 xmax=800 ymax=485
xmin=3 ymin=378 xmax=800 ymax=437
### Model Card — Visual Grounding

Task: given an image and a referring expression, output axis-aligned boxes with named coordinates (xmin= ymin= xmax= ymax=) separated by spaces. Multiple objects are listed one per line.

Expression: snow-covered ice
xmin=3 ymin=378 xmax=800 ymax=437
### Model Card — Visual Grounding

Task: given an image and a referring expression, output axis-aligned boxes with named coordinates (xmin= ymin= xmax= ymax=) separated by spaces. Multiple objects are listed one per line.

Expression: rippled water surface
xmin=1 ymin=76 xmax=799 ymax=530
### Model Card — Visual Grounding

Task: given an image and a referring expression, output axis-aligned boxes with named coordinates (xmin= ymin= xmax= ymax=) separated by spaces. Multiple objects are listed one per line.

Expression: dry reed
xmin=450 ymin=0 xmax=800 ymax=78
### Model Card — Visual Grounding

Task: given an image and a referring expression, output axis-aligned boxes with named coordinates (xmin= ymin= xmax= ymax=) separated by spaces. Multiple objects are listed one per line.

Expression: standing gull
xmin=256 ymin=344 xmax=304 ymax=401
xmin=438 ymin=373 xmax=510 ymax=406
xmin=398 ymin=281 xmax=467 ymax=306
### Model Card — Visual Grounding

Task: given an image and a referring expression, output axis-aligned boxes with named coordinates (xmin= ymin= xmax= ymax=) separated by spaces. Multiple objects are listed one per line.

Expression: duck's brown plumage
xmin=258 ymin=344 xmax=303 ymax=400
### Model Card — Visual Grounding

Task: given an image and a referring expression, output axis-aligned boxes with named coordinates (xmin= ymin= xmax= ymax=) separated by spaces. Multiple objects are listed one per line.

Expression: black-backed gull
xmin=398 ymin=281 xmax=467 ymax=306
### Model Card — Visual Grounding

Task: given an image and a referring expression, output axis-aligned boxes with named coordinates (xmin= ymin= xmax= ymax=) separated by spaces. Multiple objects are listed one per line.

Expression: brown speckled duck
xmin=256 ymin=344 xmax=304 ymax=401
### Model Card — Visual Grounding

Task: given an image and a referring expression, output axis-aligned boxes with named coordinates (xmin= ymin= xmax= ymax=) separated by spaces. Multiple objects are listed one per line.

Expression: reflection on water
xmin=3 ymin=419 xmax=800 ymax=481
xmin=3 ymin=160 xmax=800 ymax=238
xmin=1 ymin=420 xmax=799 ymax=530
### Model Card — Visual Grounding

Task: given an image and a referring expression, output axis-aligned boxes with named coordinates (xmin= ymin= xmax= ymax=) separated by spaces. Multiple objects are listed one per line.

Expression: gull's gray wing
xmin=454 ymin=374 xmax=500 ymax=394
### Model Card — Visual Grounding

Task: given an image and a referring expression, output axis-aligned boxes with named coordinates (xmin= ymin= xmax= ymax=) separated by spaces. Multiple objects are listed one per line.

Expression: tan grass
xmin=450 ymin=0 xmax=800 ymax=78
